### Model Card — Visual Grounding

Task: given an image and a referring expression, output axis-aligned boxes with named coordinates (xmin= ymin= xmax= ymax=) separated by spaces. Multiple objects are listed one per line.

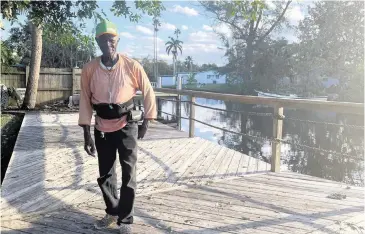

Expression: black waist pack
xmin=93 ymin=99 xmax=144 ymax=122
xmin=93 ymin=99 xmax=134 ymax=120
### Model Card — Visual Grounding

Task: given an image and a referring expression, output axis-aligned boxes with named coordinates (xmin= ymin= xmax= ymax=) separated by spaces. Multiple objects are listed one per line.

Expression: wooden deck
xmin=1 ymin=113 xmax=364 ymax=233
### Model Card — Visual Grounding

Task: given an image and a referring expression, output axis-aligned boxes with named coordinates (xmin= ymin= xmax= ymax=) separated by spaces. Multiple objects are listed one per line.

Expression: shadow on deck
xmin=1 ymin=113 xmax=363 ymax=234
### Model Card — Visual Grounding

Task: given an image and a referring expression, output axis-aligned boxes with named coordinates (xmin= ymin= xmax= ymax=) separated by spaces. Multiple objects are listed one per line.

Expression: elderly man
xmin=78 ymin=20 xmax=156 ymax=233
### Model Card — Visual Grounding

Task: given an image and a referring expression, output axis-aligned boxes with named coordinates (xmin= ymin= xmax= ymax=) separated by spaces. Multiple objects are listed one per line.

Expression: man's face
xmin=96 ymin=34 xmax=119 ymax=58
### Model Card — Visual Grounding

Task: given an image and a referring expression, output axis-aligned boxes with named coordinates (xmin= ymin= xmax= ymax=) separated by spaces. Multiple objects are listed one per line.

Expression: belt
xmin=92 ymin=99 xmax=134 ymax=120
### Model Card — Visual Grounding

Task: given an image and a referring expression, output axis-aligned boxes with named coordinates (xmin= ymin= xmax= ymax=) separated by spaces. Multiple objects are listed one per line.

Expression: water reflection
xmin=159 ymin=96 xmax=364 ymax=186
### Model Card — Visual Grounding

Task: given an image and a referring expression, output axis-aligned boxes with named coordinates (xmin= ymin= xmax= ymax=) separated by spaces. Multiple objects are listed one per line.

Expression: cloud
xmin=136 ymin=25 xmax=153 ymax=35
xmin=120 ymin=32 xmax=135 ymax=39
xmin=170 ymin=5 xmax=198 ymax=16
xmin=144 ymin=37 xmax=164 ymax=43
xmin=203 ymin=25 xmax=213 ymax=31
xmin=182 ymin=43 xmax=227 ymax=66
xmin=184 ymin=43 xmax=222 ymax=53
xmin=122 ymin=27 xmax=227 ymax=65
xmin=161 ymin=22 xmax=176 ymax=31
xmin=182 ymin=25 xmax=189 ymax=30
xmin=189 ymin=31 xmax=219 ymax=43
xmin=124 ymin=48 xmax=135 ymax=55
xmin=143 ymin=45 xmax=154 ymax=50
xmin=214 ymin=23 xmax=231 ymax=37
xmin=287 ymin=5 xmax=304 ymax=25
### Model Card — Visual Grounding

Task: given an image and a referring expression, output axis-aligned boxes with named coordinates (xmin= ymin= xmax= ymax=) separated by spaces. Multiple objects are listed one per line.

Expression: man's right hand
xmin=82 ymin=125 xmax=96 ymax=157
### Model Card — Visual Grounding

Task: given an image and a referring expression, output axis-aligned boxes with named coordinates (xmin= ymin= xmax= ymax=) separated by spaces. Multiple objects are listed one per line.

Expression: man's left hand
xmin=138 ymin=119 xmax=149 ymax=139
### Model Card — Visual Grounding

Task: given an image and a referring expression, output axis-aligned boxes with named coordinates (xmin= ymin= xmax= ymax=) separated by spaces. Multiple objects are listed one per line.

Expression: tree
xmin=4 ymin=23 xmax=31 ymax=66
xmin=6 ymin=21 xmax=96 ymax=68
xmin=2 ymin=1 xmax=97 ymax=109
xmin=165 ymin=35 xmax=183 ymax=77
xmin=186 ymin=73 xmax=197 ymax=85
xmin=184 ymin=56 xmax=193 ymax=72
xmin=200 ymin=0 xmax=292 ymax=92
xmin=295 ymin=1 xmax=364 ymax=102
xmin=157 ymin=60 xmax=174 ymax=76
xmin=2 ymin=0 xmax=165 ymax=109
xmin=140 ymin=57 xmax=154 ymax=79
xmin=2 ymin=1 xmax=95 ymax=109
xmin=139 ymin=57 xmax=173 ymax=79
xmin=251 ymin=39 xmax=296 ymax=93
xmin=175 ymin=60 xmax=185 ymax=73
xmin=174 ymin=28 xmax=181 ymax=39
xmin=0 ymin=40 xmax=20 ymax=67
xmin=199 ymin=63 xmax=218 ymax=72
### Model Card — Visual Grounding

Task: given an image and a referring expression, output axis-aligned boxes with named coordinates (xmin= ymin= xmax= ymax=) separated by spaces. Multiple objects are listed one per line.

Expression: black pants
xmin=94 ymin=122 xmax=138 ymax=225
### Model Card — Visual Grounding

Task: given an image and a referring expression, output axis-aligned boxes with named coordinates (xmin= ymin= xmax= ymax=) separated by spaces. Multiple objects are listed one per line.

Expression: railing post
xmin=189 ymin=96 xmax=195 ymax=138
xmin=157 ymin=97 xmax=162 ymax=119
xmin=271 ymin=106 xmax=284 ymax=172
xmin=176 ymin=75 xmax=182 ymax=130
xmin=177 ymin=75 xmax=182 ymax=90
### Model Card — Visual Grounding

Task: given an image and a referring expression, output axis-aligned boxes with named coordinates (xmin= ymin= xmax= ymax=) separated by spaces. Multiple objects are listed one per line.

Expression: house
xmin=160 ymin=70 xmax=226 ymax=87
xmin=160 ymin=75 xmax=176 ymax=87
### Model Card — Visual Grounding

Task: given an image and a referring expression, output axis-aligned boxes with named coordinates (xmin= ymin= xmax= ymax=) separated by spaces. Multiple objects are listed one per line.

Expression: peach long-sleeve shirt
xmin=78 ymin=53 xmax=157 ymax=132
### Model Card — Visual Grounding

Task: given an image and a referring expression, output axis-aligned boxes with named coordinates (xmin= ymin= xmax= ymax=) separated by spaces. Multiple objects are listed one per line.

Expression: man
xmin=78 ymin=20 xmax=156 ymax=234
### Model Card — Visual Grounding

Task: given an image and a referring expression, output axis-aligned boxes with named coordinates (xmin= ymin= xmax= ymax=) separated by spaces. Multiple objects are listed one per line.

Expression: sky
xmin=1 ymin=1 xmax=310 ymax=66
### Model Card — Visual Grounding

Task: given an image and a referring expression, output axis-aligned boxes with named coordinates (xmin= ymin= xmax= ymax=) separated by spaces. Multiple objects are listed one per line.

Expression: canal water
xmin=160 ymin=96 xmax=364 ymax=186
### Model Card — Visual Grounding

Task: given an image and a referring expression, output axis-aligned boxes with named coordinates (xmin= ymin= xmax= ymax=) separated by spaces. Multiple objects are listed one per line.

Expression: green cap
xmin=95 ymin=20 xmax=118 ymax=38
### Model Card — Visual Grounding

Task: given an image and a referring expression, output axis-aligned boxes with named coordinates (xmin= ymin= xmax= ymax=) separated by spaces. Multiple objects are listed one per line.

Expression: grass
xmin=1 ymin=115 xmax=13 ymax=128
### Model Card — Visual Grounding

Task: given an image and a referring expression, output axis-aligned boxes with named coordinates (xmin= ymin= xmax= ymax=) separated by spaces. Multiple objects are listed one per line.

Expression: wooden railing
xmin=153 ymin=87 xmax=364 ymax=173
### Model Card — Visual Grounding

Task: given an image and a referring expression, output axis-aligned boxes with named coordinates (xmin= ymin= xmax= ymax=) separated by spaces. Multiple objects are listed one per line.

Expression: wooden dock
xmin=1 ymin=113 xmax=364 ymax=233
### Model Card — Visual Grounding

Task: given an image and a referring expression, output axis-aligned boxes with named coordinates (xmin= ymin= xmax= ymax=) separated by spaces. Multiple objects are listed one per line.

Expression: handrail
xmin=154 ymin=87 xmax=364 ymax=172
xmin=192 ymin=102 xmax=273 ymax=117
xmin=158 ymin=105 xmax=363 ymax=161
xmin=158 ymin=98 xmax=364 ymax=129
xmin=154 ymin=88 xmax=364 ymax=115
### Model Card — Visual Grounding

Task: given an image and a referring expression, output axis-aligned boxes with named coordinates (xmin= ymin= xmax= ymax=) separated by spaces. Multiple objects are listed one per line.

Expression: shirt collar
xmin=99 ymin=54 xmax=119 ymax=71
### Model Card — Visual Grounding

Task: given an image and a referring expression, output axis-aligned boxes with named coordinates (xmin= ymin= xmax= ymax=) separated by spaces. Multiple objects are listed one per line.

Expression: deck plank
xmin=138 ymin=138 xmax=195 ymax=179
xmin=153 ymin=138 xmax=212 ymax=192
xmin=137 ymin=138 xmax=197 ymax=194
xmin=205 ymin=146 xmax=230 ymax=180
xmin=186 ymin=143 xmax=222 ymax=185
xmin=176 ymin=184 xmax=361 ymax=219
xmin=224 ymin=150 xmax=241 ymax=178
xmin=173 ymin=139 xmax=220 ymax=186
xmin=244 ymin=173 xmax=364 ymax=198
xmin=1 ymin=112 xmax=363 ymax=234
xmin=215 ymin=148 xmax=236 ymax=179
xmin=0 ymin=227 xmax=29 ymax=234
xmin=1 ymin=219 xmax=69 ymax=234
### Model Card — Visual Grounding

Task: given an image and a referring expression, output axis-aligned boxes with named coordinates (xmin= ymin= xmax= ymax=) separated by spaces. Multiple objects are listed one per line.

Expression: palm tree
xmin=174 ymin=28 xmax=181 ymax=39
xmin=165 ymin=36 xmax=183 ymax=78
xmin=185 ymin=56 xmax=193 ymax=72
xmin=153 ymin=16 xmax=161 ymax=81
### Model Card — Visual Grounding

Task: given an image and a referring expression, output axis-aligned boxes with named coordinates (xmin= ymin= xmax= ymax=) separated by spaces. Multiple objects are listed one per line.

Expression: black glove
xmin=82 ymin=125 xmax=96 ymax=157
xmin=138 ymin=119 xmax=149 ymax=139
